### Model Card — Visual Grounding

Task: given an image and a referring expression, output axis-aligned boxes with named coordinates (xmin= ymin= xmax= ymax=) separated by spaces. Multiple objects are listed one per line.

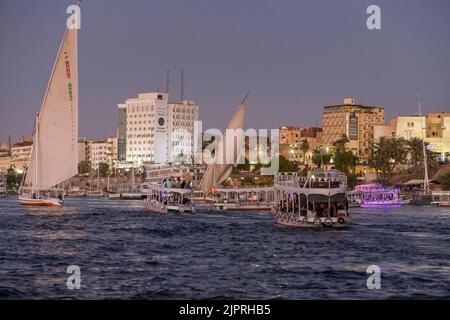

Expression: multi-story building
xmin=374 ymin=119 xmax=397 ymax=141
xmin=395 ymin=115 xmax=426 ymax=140
xmin=280 ymin=127 xmax=301 ymax=145
xmin=394 ymin=113 xmax=450 ymax=155
xmin=117 ymin=92 xmax=199 ymax=168
xmin=117 ymin=104 xmax=127 ymax=162
xmin=90 ymin=137 xmax=118 ymax=171
xmin=11 ymin=138 xmax=33 ymax=173
xmin=168 ymin=100 xmax=199 ymax=164
xmin=279 ymin=127 xmax=323 ymax=164
xmin=78 ymin=138 xmax=91 ymax=163
xmin=322 ymin=98 xmax=385 ymax=162
xmin=0 ymin=155 xmax=11 ymax=172
xmin=425 ymin=113 xmax=450 ymax=155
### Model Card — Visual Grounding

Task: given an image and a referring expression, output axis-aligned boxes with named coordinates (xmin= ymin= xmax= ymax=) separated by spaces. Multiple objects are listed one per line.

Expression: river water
xmin=0 ymin=196 xmax=449 ymax=299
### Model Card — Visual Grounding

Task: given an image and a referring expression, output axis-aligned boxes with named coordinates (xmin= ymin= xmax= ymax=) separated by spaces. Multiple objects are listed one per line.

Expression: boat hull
xmin=18 ymin=197 xmax=63 ymax=207
xmin=275 ymin=216 xmax=350 ymax=229
xmin=214 ymin=203 xmax=272 ymax=211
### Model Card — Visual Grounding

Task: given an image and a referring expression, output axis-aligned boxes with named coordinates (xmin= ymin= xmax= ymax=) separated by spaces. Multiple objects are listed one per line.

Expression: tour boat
xmin=145 ymin=184 xmax=195 ymax=214
xmin=273 ymin=170 xmax=351 ymax=229
xmin=18 ymin=8 xmax=79 ymax=207
xmin=431 ymin=191 xmax=450 ymax=207
xmin=348 ymin=184 xmax=402 ymax=207
xmin=0 ymin=172 xmax=7 ymax=197
xmin=212 ymin=187 xmax=274 ymax=211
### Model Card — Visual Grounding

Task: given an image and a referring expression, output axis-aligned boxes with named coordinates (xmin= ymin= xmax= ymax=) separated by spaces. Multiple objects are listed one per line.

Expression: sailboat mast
xmin=35 ymin=113 xmax=39 ymax=195
xmin=417 ymin=92 xmax=429 ymax=192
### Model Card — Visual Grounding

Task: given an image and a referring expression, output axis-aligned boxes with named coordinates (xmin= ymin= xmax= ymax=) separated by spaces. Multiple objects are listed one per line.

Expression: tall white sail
xmin=198 ymin=99 xmax=247 ymax=193
xmin=25 ymin=28 xmax=78 ymax=190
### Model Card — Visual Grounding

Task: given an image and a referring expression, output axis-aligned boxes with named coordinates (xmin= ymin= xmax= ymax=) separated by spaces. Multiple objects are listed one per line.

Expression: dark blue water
xmin=0 ymin=196 xmax=449 ymax=299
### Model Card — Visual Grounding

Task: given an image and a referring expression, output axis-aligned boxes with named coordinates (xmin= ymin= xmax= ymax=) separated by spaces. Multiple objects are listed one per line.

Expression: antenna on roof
xmin=166 ymin=69 xmax=170 ymax=94
xmin=180 ymin=67 xmax=185 ymax=101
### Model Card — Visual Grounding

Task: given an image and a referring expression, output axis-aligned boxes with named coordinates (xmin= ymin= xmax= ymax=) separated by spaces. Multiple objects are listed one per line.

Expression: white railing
xmin=275 ymin=170 xmax=347 ymax=189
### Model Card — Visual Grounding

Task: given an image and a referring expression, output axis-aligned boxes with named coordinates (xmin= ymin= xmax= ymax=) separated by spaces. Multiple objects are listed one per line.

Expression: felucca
xmin=18 ymin=6 xmax=79 ymax=207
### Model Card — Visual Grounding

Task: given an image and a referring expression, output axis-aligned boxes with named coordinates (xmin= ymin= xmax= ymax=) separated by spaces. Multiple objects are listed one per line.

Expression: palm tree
xmin=300 ymin=139 xmax=310 ymax=165
xmin=406 ymin=137 xmax=438 ymax=178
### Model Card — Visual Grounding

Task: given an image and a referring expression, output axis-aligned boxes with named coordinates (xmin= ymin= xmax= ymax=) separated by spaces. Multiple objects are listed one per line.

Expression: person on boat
xmin=32 ymin=193 xmax=37 ymax=199
xmin=58 ymin=193 xmax=63 ymax=201
xmin=330 ymin=203 xmax=337 ymax=217
xmin=180 ymin=179 xmax=186 ymax=189
xmin=174 ymin=177 xmax=181 ymax=189
xmin=165 ymin=178 xmax=173 ymax=188
xmin=161 ymin=178 xmax=166 ymax=187
xmin=316 ymin=202 xmax=324 ymax=216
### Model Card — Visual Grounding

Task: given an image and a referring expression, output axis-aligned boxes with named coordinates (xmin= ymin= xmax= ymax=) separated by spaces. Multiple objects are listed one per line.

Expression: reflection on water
xmin=0 ymin=196 xmax=449 ymax=299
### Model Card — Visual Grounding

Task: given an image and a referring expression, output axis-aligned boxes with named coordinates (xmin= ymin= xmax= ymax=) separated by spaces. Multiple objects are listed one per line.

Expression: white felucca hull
xmin=18 ymin=196 xmax=63 ymax=207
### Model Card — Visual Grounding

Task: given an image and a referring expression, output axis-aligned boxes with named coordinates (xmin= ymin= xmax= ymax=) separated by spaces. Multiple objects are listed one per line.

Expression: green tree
xmin=278 ymin=155 xmax=298 ymax=172
xmin=312 ymin=149 xmax=331 ymax=167
xmin=300 ymin=139 xmax=310 ymax=165
xmin=6 ymin=168 xmax=23 ymax=194
xmin=240 ymin=176 xmax=254 ymax=186
xmin=333 ymin=150 xmax=358 ymax=175
xmin=369 ymin=137 xmax=407 ymax=183
xmin=438 ymin=173 xmax=450 ymax=191
xmin=98 ymin=163 xmax=110 ymax=177
xmin=78 ymin=160 xmax=91 ymax=174
xmin=405 ymin=137 xmax=439 ymax=178
xmin=333 ymin=134 xmax=350 ymax=152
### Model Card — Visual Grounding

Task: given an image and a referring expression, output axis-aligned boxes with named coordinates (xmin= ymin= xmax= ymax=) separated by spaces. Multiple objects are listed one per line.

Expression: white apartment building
xmin=118 ymin=92 xmax=199 ymax=168
xmin=168 ymin=100 xmax=199 ymax=164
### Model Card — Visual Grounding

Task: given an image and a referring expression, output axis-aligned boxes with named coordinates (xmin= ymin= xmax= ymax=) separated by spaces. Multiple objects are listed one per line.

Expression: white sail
xmin=198 ymin=100 xmax=247 ymax=193
xmin=25 ymin=28 xmax=78 ymax=190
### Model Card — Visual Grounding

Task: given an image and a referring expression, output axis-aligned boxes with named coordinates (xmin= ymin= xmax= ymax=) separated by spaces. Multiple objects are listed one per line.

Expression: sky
xmin=1 ymin=0 xmax=449 ymax=143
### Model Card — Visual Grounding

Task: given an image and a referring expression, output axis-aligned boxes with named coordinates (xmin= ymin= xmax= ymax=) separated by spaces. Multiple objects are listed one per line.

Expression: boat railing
xmin=275 ymin=171 xmax=347 ymax=189
xmin=432 ymin=190 xmax=450 ymax=195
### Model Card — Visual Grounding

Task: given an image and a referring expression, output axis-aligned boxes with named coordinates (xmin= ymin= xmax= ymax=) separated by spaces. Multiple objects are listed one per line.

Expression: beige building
xmin=78 ymin=138 xmax=91 ymax=163
xmin=0 ymin=155 xmax=12 ymax=172
xmin=279 ymin=127 xmax=322 ymax=164
xmin=374 ymin=119 xmax=397 ymax=141
xmin=11 ymin=138 xmax=33 ymax=173
xmin=394 ymin=113 xmax=450 ymax=155
xmin=322 ymin=98 xmax=385 ymax=162
xmin=280 ymin=127 xmax=301 ymax=145
xmin=425 ymin=113 xmax=450 ymax=155
xmin=90 ymin=137 xmax=118 ymax=171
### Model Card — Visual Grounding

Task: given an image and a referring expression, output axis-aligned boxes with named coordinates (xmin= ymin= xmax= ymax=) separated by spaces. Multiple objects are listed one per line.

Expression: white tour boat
xmin=273 ymin=170 xmax=351 ymax=229
xmin=347 ymin=184 xmax=403 ymax=207
xmin=431 ymin=191 xmax=450 ymax=207
xmin=18 ymin=6 xmax=79 ymax=207
xmin=145 ymin=183 xmax=196 ymax=214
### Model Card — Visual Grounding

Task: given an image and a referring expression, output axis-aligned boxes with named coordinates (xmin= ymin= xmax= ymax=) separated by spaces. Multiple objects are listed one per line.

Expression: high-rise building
xmin=168 ymin=100 xmax=199 ymax=164
xmin=117 ymin=104 xmax=127 ymax=162
xmin=117 ymin=92 xmax=199 ymax=168
xmin=322 ymin=98 xmax=385 ymax=162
